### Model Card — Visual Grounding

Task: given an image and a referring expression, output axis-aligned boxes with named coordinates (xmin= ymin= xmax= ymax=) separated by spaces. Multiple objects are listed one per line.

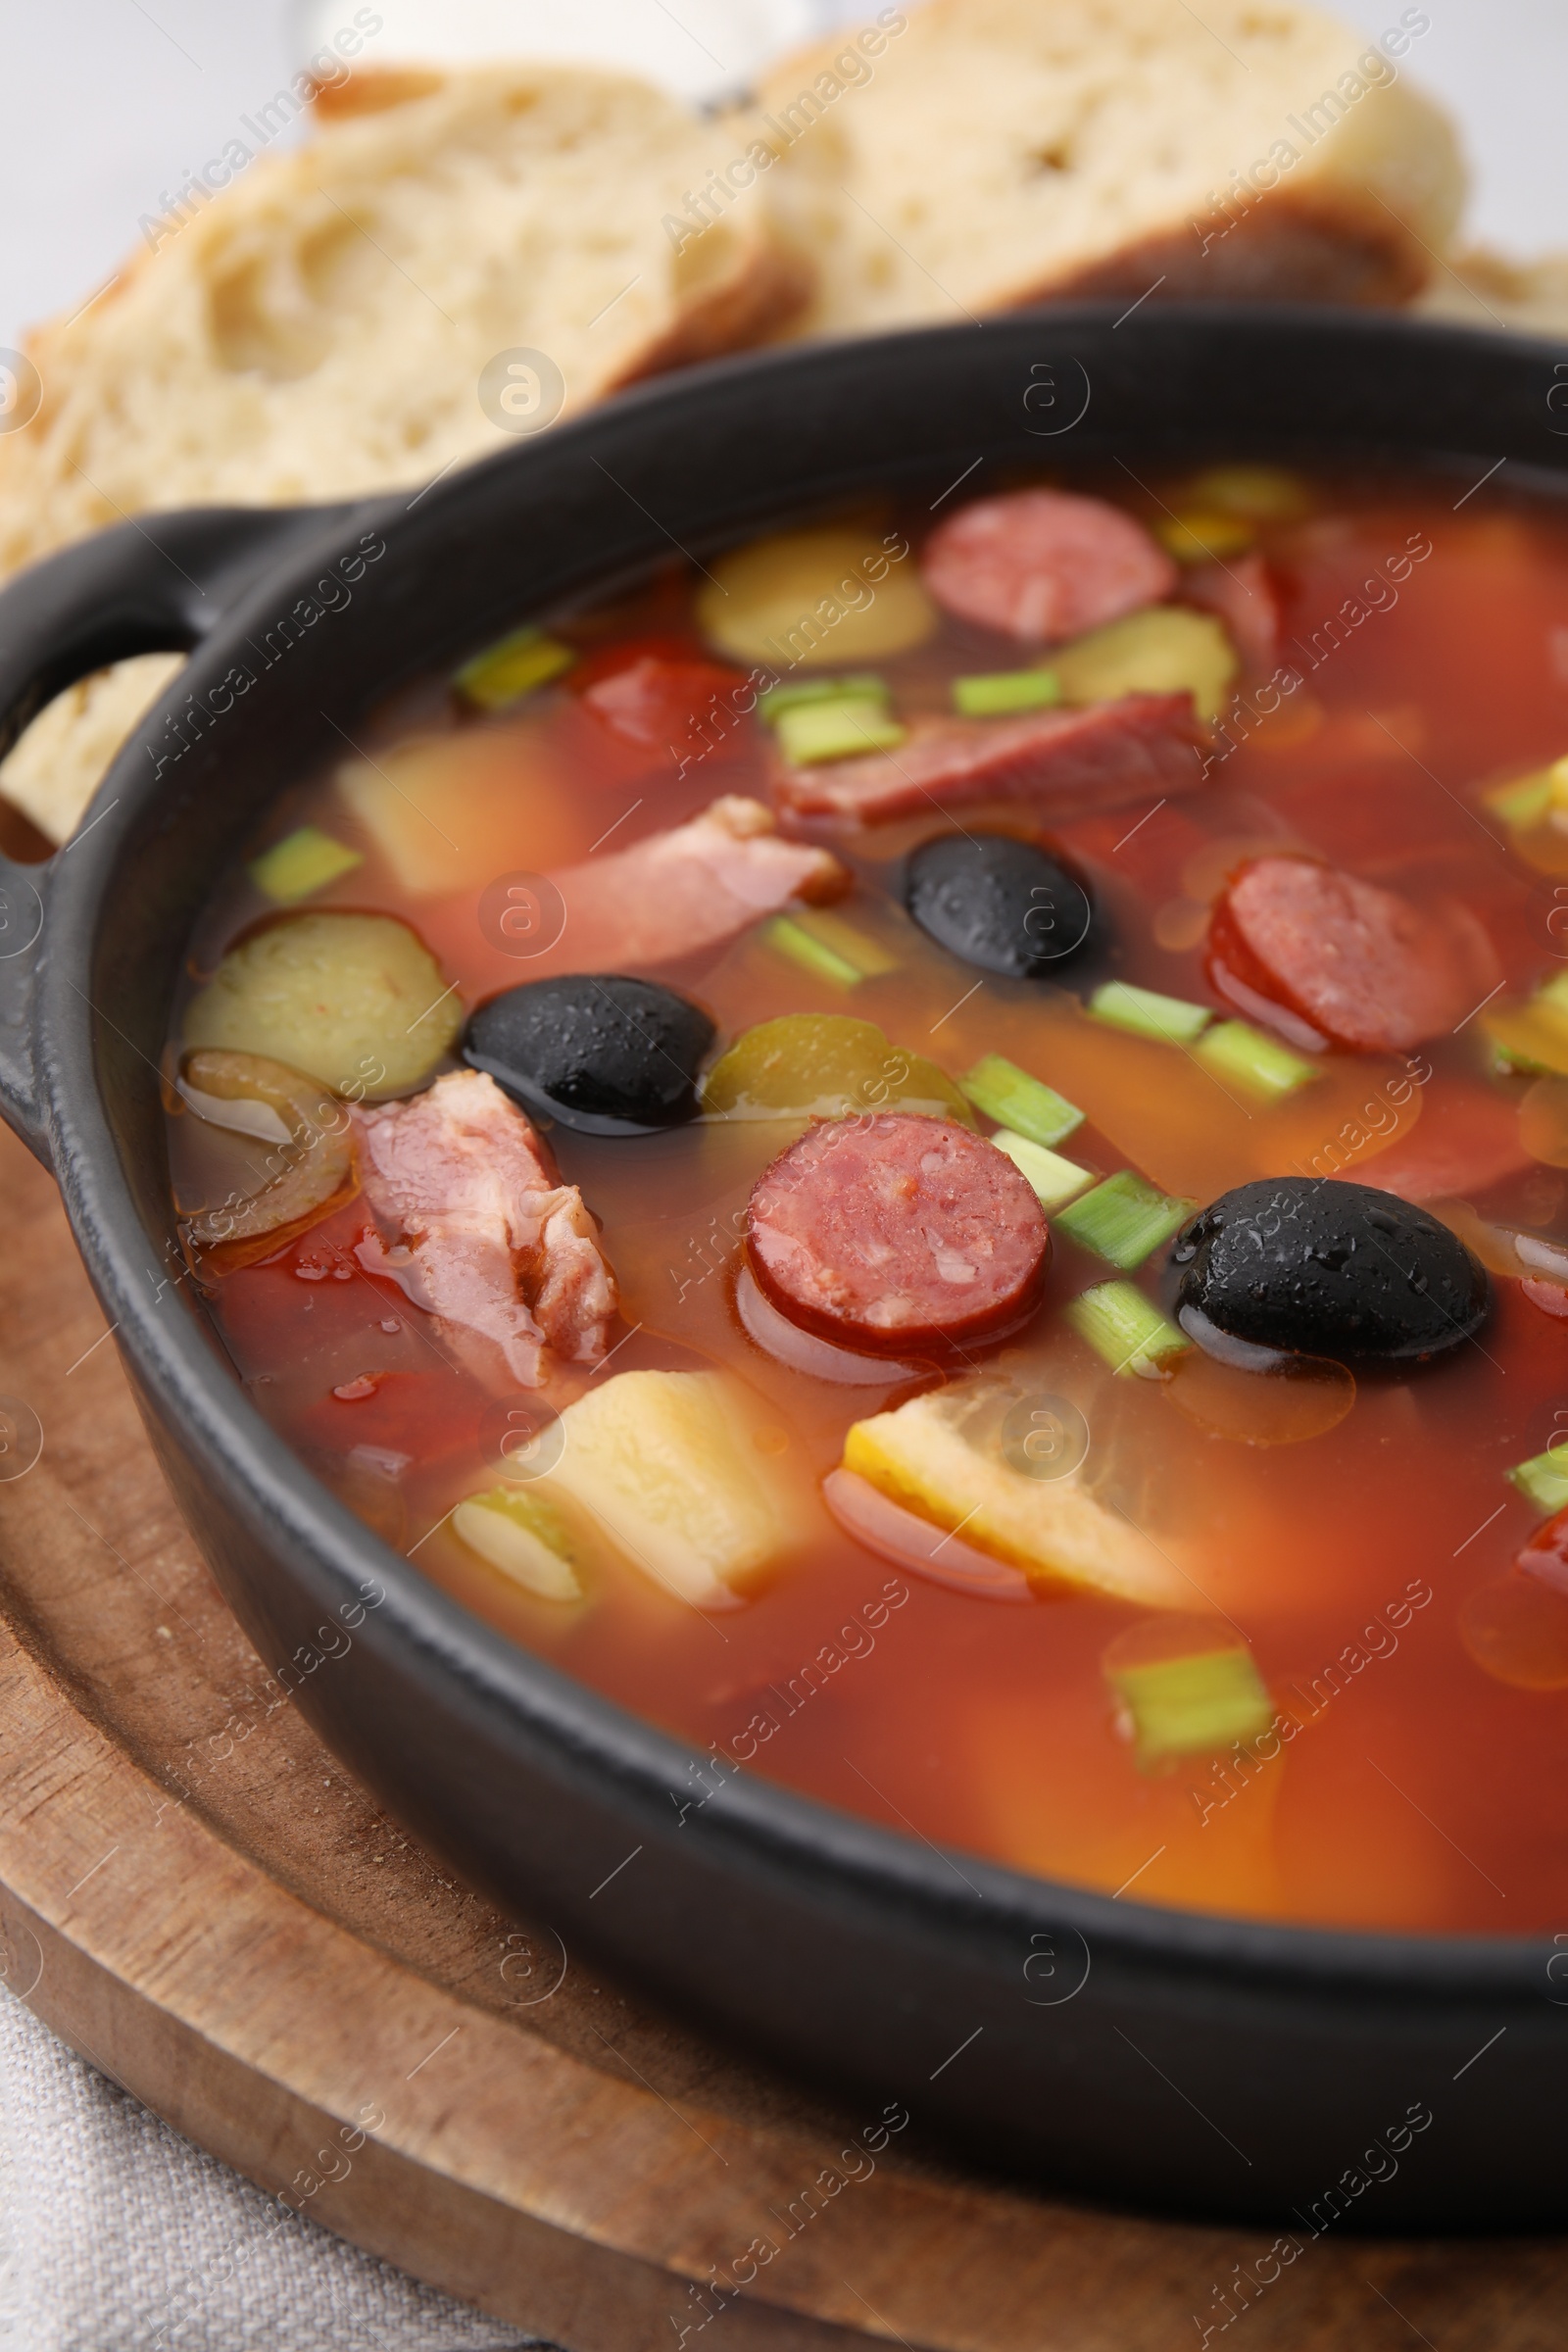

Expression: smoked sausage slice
xmin=1206 ymin=855 xmax=1502 ymax=1054
xmin=922 ymin=489 xmax=1177 ymax=643
xmin=746 ymin=1115 xmax=1049 ymax=1354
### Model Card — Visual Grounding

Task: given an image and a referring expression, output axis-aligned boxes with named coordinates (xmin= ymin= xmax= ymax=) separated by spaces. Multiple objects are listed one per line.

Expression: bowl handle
xmin=0 ymin=503 xmax=369 ymax=1163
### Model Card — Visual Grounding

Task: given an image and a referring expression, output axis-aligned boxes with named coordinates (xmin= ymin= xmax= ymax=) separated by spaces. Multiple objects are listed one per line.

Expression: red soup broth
xmin=165 ymin=469 xmax=1568 ymax=1936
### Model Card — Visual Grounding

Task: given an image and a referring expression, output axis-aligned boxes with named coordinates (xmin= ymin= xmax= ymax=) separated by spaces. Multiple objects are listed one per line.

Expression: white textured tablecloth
xmin=0 ymin=1988 xmax=548 ymax=2352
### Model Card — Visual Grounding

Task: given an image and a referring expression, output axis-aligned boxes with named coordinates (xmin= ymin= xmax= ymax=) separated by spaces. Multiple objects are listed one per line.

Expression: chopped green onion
xmin=249 ymin=824 xmax=363 ymax=905
xmin=1483 ymin=768 xmax=1555 ymax=829
xmin=765 ymin=916 xmax=862 ymax=989
xmin=1055 ymin=1172 xmax=1194 ymax=1269
xmin=790 ymin=909 xmax=899 ymax=978
xmin=1089 ymin=980 xmax=1213 ymax=1045
xmin=758 ymin=673 xmax=886 ymax=723
xmin=790 ymin=906 xmax=898 ymax=978
xmin=990 ymin=1130 xmax=1094 ymax=1211
xmin=959 ymin=1054 xmax=1084 ymax=1147
xmin=455 ymin=625 xmax=575 ymax=710
xmin=1195 ymin=1018 xmax=1319 ymax=1102
xmin=1508 ymin=1446 xmax=1568 ymax=1515
xmin=951 ymin=666 xmax=1061 ymax=718
xmin=452 ymin=1488 xmax=581 ymax=1601
xmin=1107 ymin=1642 xmax=1274 ymax=1767
xmin=775 ymin=695 xmax=906 ymax=766
xmin=1066 ymin=1280 xmax=1189 ymax=1378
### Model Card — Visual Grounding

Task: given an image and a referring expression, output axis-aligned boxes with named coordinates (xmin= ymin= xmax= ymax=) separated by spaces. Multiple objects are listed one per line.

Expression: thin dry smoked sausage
xmin=1207 ymin=855 xmax=1502 ymax=1054
xmin=746 ymin=1114 xmax=1049 ymax=1354
xmin=769 ymin=695 xmax=1203 ymax=824
xmin=922 ymin=489 xmax=1177 ymax=643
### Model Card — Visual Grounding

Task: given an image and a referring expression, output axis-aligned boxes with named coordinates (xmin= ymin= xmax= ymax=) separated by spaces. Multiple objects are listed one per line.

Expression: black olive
xmin=463 ymin=975 xmax=715 ymax=1135
xmin=904 ymin=832 xmax=1095 ymax=977
xmin=1171 ymin=1178 xmax=1490 ymax=1363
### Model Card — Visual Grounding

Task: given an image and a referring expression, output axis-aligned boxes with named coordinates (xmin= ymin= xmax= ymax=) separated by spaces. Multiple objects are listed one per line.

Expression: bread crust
xmin=1034 ymin=185 xmax=1433 ymax=310
xmin=618 ymin=239 xmax=816 ymax=383
xmin=309 ymin=67 xmax=449 ymax=118
xmin=756 ymin=0 xmax=1465 ymax=338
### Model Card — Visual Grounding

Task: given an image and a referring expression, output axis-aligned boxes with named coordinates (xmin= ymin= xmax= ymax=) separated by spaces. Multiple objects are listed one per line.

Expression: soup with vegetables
xmin=167 ymin=464 xmax=1568 ymax=1935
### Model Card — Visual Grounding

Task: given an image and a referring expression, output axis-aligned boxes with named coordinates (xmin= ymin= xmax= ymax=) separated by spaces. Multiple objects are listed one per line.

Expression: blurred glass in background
xmin=291 ymin=0 xmax=833 ymax=104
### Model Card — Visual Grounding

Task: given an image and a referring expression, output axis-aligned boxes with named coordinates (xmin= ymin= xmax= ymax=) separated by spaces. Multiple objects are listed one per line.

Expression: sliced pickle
xmin=1053 ymin=607 xmax=1237 ymax=723
xmin=697 ymin=526 xmax=935 ymax=668
xmin=184 ymin=910 xmax=462 ymax=1098
xmin=701 ymin=1012 xmax=972 ymax=1124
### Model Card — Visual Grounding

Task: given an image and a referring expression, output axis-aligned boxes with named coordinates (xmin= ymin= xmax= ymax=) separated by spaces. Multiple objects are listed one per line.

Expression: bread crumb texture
xmin=754 ymin=0 xmax=1464 ymax=335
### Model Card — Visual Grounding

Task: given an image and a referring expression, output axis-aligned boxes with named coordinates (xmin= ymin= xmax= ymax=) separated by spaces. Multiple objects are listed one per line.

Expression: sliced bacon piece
xmin=351 ymin=1070 xmax=617 ymax=1389
xmin=557 ymin=793 xmax=845 ymax=948
xmin=922 ymin=489 xmax=1177 ymax=643
xmin=1207 ymin=856 xmax=1503 ymax=1054
xmin=770 ymin=696 xmax=1204 ymax=826
xmin=424 ymin=796 xmax=848 ymax=991
xmin=747 ymin=1114 xmax=1049 ymax=1355
xmin=1180 ymin=553 xmax=1282 ymax=671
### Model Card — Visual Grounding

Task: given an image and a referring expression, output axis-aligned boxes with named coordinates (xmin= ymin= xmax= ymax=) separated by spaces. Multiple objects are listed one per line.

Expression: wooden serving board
xmin=0 ymin=1113 xmax=1561 ymax=2351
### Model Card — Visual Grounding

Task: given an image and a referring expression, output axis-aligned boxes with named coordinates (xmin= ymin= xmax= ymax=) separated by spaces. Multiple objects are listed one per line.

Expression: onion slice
xmin=180 ymin=1050 xmax=357 ymax=1270
xmin=735 ymin=1266 xmax=925 ymax=1388
xmin=822 ymin=1467 xmax=1032 ymax=1602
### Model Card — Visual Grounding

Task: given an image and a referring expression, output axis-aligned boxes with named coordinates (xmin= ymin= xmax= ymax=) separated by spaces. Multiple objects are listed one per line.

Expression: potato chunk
xmin=184 ymin=911 xmax=462 ymax=1099
xmin=540 ymin=1370 xmax=800 ymax=1607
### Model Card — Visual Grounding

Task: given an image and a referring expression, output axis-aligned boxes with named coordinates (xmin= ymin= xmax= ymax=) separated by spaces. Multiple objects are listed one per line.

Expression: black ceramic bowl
xmin=2 ymin=308 xmax=1565 ymax=2232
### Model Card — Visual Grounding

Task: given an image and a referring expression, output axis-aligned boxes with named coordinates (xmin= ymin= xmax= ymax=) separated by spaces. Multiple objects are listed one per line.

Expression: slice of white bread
xmin=754 ymin=0 xmax=1465 ymax=337
xmin=0 ymin=62 xmax=809 ymax=840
